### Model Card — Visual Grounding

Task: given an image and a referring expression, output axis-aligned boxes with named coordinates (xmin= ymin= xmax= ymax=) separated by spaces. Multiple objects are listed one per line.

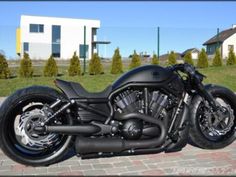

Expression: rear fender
xmin=54 ymin=79 xmax=78 ymax=99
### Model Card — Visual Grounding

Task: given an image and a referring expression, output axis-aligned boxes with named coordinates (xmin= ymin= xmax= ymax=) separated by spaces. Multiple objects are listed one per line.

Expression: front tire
xmin=0 ymin=86 xmax=73 ymax=166
xmin=189 ymin=85 xmax=236 ymax=149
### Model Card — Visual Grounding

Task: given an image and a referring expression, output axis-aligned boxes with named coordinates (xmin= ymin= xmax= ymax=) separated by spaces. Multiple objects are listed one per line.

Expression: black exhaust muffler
xmin=75 ymin=136 xmax=165 ymax=154
xmin=75 ymin=113 xmax=167 ymax=154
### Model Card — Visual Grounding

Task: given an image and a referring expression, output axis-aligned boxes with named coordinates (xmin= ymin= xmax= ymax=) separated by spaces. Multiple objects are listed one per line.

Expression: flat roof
xmin=21 ymin=15 xmax=100 ymax=23
xmin=92 ymin=41 xmax=111 ymax=44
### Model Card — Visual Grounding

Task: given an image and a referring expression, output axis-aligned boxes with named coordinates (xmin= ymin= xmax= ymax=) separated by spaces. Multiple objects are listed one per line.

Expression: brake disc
xmin=204 ymin=101 xmax=235 ymax=136
xmin=17 ymin=109 xmax=59 ymax=150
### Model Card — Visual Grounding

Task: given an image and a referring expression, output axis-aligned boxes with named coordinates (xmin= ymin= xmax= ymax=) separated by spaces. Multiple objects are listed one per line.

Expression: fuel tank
xmin=112 ymin=65 xmax=174 ymax=89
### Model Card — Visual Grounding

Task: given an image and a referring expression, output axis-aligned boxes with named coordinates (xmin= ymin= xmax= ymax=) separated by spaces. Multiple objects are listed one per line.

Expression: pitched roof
xmin=159 ymin=52 xmax=182 ymax=61
xmin=181 ymin=48 xmax=199 ymax=56
xmin=203 ymin=28 xmax=236 ymax=45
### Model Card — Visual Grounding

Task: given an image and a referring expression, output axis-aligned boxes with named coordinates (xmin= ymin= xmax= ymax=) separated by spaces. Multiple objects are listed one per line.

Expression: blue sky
xmin=0 ymin=2 xmax=236 ymax=59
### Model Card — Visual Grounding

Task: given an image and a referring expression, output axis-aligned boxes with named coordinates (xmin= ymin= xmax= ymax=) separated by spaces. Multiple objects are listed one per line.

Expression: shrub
xmin=183 ymin=51 xmax=194 ymax=66
xmin=151 ymin=54 xmax=159 ymax=65
xmin=68 ymin=52 xmax=81 ymax=76
xmin=43 ymin=55 xmax=58 ymax=77
xmin=19 ymin=53 xmax=33 ymax=78
xmin=197 ymin=48 xmax=208 ymax=68
xmin=89 ymin=53 xmax=104 ymax=75
xmin=167 ymin=51 xmax=177 ymax=65
xmin=111 ymin=48 xmax=123 ymax=74
xmin=212 ymin=48 xmax=223 ymax=66
xmin=226 ymin=48 xmax=236 ymax=65
xmin=0 ymin=54 xmax=10 ymax=79
xmin=129 ymin=50 xmax=141 ymax=69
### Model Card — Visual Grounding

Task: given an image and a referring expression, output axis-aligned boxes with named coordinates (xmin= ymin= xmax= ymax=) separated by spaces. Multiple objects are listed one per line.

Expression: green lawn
xmin=0 ymin=64 xmax=236 ymax=97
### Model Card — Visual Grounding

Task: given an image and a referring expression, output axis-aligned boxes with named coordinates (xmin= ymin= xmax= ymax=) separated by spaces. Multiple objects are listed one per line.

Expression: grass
xmin=200 ymin=65 xmax=236 ymax=90
xmin=0 ymin=61 xmax=236 ymax=97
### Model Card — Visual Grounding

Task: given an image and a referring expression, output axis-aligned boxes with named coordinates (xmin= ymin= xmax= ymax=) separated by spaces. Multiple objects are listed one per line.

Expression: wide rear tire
xmin=0 ymin=86 xmax=73 ymax=166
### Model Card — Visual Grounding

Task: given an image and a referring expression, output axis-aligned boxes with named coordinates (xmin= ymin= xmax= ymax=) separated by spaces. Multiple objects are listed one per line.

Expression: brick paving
xmin=0 ymin=142 xmax=235 ymax=176
xmin=0 ymin=97 xmax=236 ymax=175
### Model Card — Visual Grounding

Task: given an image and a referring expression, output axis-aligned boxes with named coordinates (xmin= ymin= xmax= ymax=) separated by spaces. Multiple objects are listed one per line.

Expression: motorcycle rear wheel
xmin=0 ymin=86 xmax=73 ymax=166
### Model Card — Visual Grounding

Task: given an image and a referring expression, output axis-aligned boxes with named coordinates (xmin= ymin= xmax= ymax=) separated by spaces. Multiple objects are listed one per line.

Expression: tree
xmin=19 ymin=52 xmax=33 ymax=78
xmin=129 ymin=50 xmax=141 ymax=69
xmin=68 ymin=52 xmax=81 ymax=76
xmin=167 ymin=51 xmax=177 ymax=65
xmin=44 ymin=55 xmax=58 ymax=77
xmin=111 ymin=48 xmax=123 ymax=74
xmin=151 ymin=54 xmax=159 ymax=65
xmin=197 ymin=48 xmax=209 ymax=68
xmin=0 ymin=54 xmax=10 ymax=79
xmin=212 ymin=48 xmax=223 ymax=66
xmin=89 ymin=53 xmax=104 ymax=75
xmin=183 ymin=51 xmax=194 ymax=66
xmin=226 ymin=48 xmax=236 ymax=65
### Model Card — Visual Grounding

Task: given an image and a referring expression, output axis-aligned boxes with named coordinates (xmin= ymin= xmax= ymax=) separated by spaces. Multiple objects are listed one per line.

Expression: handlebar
xmin=168 ymin=63 xmax=206 ymax=82
xmin=169 ymin=64 xmax=219 ymax=111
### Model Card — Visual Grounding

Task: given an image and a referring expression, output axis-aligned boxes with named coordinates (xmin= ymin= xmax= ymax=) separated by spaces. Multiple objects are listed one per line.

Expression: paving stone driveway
xmin=0 ymin=97 xmax=235 ymax=176
xmin=0 ymin=143 xmax=235 ymax=176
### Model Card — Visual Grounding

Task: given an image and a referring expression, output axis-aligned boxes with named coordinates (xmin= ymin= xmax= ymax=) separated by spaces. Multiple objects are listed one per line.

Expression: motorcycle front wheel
xmin=0 ymin=86 xmax=73 ymax=166
xmin=189 ymin=85 xmax=236 ymax=149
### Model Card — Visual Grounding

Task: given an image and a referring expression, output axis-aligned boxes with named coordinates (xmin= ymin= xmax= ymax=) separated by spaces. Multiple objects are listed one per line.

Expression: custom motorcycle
xmin=0 ymin=63 xmax=235 ymax=166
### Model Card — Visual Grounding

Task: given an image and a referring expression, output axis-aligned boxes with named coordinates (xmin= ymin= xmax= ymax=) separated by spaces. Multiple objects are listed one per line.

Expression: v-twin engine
xmin=114 ymin=89 xmax=170 ymax=119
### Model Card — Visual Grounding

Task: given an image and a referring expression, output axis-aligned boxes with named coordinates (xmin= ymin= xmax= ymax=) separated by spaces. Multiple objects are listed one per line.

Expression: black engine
xmin=114 ymin=89 xmax=172 ymax=140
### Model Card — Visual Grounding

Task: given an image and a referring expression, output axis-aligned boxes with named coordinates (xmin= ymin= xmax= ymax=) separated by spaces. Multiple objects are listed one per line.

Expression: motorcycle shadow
xmin=59 ymin=139 xmax=200 ymax=163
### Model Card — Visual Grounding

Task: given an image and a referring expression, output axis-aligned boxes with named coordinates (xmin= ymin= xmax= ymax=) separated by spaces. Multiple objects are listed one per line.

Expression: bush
xmin=212 ymin=48 xmax=223 ymax=67
xmin=43 ymin=55 xmax=58 ymax=77
xmin=129 ymin=50 xmax=141 ymax=69
xmin=226 ymin=48 xmax=236 ymax=65
xmin=197 ymin=48 xmax=208 ymax=68
xmin=68 ymin=52 xmax=81 ymax=76
xmin=151 ymin=54 xmax=159 ymax=65
xmin=0 ymin=54 xmax=10 ymax=79
xmin=167 ymin=51 xmax=177 ymax=65
xmin=111 ymin=48 xmax=123 ymax=74
xmin=89 ymin=53 xmax=104 ymax=75
xmin=19 ymin=53 xmax=33 ymax=78
xmin=183 ymin=51 xmax=194 ymax=66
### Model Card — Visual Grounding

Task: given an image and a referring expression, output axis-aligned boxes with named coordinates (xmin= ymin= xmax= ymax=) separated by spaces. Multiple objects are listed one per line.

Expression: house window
xmin=79 ymin=45 xmax=88 ymax=58
xmin=52 ymin=44 xmax=60 ymax=58
xmin=228 ymin=45 xmax=234 ymax=51
xmin=23 ymin=42 xmax=29 ymax=52
xmin=52 ymin=25 xmax=61 ymax=58
xmin=209 ymin=47 xmax=212 ymax=53
xmin=39 ymin=25 xmax=44 ymax=32
xmin=30 ymin=24 xmax=44 ymax=33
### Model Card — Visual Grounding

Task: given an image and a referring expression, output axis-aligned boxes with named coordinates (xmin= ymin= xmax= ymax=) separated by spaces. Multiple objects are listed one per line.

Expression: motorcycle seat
xmin=55 ymin=79 xmax=112 ymax=99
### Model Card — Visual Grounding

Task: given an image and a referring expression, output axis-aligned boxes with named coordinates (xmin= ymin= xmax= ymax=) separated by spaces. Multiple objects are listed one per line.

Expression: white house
xmin=181 ymin=48 xmax=200 ymax=60
xmin=16 ymin=15 xmax=109 ymax=60
xmin=203 ymin=25 xmax=236 ymax=59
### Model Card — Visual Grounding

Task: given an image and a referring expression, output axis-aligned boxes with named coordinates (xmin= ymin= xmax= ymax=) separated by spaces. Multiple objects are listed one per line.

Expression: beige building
xmin=203 ymin=25 xmax=236 ymax=59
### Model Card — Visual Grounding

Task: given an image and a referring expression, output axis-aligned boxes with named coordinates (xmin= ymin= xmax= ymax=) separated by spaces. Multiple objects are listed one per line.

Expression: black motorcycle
xmin=0 ymin=63 xmax=235 ymax=166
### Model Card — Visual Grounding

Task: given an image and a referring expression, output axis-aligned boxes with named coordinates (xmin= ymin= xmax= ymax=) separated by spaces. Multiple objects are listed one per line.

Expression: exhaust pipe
xmin=34 ymin=125 xmax=101 ymax=135
xmin=80 ymin=146 xmax=164 ymax=159
xmin=75 ymin=113 xmax=167 ymax=154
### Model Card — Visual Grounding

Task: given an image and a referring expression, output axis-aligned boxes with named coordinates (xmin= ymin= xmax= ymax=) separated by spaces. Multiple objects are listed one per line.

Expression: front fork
xmin=195 ymin=82 xmax=227 ymax=127
xmin=196 ymin=82 xmax=218 ymax=110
